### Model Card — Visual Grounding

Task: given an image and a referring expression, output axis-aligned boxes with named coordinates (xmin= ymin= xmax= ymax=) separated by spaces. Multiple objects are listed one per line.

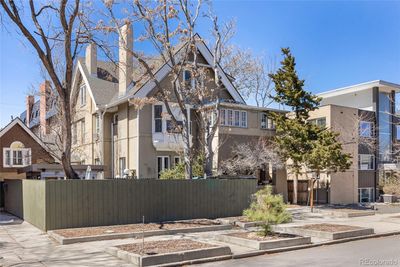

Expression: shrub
xmin=381 ymin=174 xmax=400 ymax=196
xmin=243 ymin=186 xmax=292 ymax=235
xmin=159 ymin=154 xmax=204 ymax=179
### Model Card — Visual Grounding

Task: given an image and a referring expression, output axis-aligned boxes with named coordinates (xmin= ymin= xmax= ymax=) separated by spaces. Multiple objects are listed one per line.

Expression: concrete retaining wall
xmin=4 ymin=179 xmax=257 ymax=231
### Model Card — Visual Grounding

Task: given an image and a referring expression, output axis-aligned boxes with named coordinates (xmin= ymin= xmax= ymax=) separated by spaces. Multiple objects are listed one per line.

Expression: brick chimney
xmin=85 ymin=43 xmax=97 ymax=76
xmin=26 ymin=95 xmax=34 ymax=127
xmin=40 ymin=81 xmax=51 ymax=135
xmin=119 ymin=23 xmax=133 ymax=97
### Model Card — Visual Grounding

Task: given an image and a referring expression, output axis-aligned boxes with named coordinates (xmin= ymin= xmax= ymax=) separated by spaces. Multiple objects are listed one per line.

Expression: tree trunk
xmin=61 ymin=98 xmax=79 ymax=179
xmin=204 ymin=139 xmax=214 ymax=178
xmin=182 ymin=116 xmax=192 ymax=179
xmin=293 ymin=173 xmax=298 ymax=204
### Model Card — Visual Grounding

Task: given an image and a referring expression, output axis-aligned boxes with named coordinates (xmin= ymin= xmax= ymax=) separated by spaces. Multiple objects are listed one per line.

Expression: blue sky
xmin=1 ymin=0 xmax=399 ymax=126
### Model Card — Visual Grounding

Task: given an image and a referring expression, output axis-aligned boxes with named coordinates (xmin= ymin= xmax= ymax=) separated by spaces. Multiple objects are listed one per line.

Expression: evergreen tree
xmin=270 ymin=47 xmax=321 ymax=204
xmin=270 ymin=48 xmax=321 ymax=121
xmin=305 ymin=125 xmax=352 ymax=177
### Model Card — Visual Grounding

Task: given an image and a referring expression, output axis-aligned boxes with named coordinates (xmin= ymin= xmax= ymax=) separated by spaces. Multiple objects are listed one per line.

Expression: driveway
xmin=196 ymin=235 xmax=400 ymax=267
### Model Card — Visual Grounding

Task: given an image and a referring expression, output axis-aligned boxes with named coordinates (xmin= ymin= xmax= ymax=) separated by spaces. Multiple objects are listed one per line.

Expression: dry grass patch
xmin=296 ymin=223 xmax=362 ymax=232
xmin=228 ymin=231 xmax=295 ymax=241
xmin=53 ymin=219 xmax=221 ymax=238
xmin=116 ymin=239 xmax=215 ymax=255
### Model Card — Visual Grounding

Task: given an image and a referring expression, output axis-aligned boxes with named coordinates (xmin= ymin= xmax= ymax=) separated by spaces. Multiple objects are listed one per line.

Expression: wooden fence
xmin=4 ymin=178 xmax=257 ymax=231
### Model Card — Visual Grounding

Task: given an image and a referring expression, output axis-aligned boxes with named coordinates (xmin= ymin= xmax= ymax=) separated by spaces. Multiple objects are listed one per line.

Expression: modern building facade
xmin=304 ymin=80 xmax=400 ymax=204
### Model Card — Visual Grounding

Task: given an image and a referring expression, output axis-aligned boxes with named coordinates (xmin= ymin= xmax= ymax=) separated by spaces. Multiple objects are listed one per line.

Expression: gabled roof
xmin=76 ymin=34 xmax=246 ymax=110
xmin=132 ymin=36 xmax=246 ymax=104
xmin=0 ymin=118 xmax=54 ymax=155
xmin=318 ymin=80 xmax=400 ymax=98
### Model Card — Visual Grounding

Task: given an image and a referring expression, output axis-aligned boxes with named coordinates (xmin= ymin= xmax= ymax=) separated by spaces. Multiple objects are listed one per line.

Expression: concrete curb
xmin=231 ymin=230 xmax=400 ymax=259
xmin=273 ymin=225 xmax=374 ymax=240
xmin=216 ymin=234 xmax=311 ymax=250
xmin=48 ymin=224 xmax=232 ymax=245
xmin=106 ymin=244 xmax=232 ymax=266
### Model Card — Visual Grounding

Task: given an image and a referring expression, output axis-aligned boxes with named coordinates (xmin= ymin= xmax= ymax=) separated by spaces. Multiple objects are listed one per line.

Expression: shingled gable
xmin=0 ymin=118 xmax=54 ymax=157
xmin=132 ymin=36 xmax=246 ymax=103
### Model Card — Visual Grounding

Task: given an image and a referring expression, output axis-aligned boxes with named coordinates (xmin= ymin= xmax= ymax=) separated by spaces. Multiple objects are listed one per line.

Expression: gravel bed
xmin=116 ymin=239 xmax=215 ymax=255
xmin=295 ymin=223 xmax=362 ymax=232
xmin=228 ymin=231 xmax=295 ymax=241
xmin=53 ymin=219 xmax=221 ymax=238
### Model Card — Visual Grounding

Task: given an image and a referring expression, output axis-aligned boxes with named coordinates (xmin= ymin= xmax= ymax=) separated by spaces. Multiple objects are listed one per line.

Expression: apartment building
xmin=304 ymin=80 xmax=400 ymax=204
xmin=67 ymin=24 xmax=285 ymax=180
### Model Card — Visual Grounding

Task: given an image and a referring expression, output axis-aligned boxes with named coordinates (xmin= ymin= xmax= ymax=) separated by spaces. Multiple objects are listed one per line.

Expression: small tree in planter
xmin=243 ymin=186 xmax=292 ymax=236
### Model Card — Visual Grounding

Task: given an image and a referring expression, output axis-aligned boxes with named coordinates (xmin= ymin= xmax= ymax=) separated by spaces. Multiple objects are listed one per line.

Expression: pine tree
xmin=270 ymin=48 xmax=321 ymax=121
xmin=270 ymin=48 xmax=321 ymax=204
xmin=305 ymin=125 xmax=352 ymax=177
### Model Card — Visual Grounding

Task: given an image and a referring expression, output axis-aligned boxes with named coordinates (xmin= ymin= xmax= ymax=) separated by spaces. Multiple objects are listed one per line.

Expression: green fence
xmin=4 ymin=179 xmax=257 ymax=231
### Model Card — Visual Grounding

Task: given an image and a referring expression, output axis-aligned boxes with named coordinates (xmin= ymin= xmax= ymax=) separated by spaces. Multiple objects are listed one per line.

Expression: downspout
xmin=111 ymin=116 xmax=115 ymax=178
xmin=99 ymin=105 xmax=108 ymax=178
xmin=127 ymin=103 xmax=130 ymax=174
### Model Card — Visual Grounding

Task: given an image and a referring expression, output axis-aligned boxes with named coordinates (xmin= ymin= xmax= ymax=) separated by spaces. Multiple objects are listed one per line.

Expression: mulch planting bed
xmin=296 ymin=223 xmax=362 ymax=232
xmin=116 ymin=239 xmax=216 ymax=255
xmin=221 ymin=216 xmax=252 ymax=222
xmin=228 ymin=231 xmax=295 ymax=241
xmin=53 ymin=219 xmax=221 ymax=238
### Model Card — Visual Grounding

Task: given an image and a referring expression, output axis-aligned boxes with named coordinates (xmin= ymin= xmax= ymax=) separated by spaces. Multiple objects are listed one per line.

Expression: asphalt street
xmin=196 ymin=235 xmax=400 ymax=267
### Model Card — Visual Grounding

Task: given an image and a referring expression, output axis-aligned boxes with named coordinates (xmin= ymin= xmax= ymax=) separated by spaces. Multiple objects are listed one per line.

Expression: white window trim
xmin=157 ymin=156 xmax=170 ymax=176
xmin=3 ymin=147 xmax=31 ymax=168
xmin=358 ymin=154 xmax=375 ymax=170
xmin=220 ymin=108 xmax=248 ymax=128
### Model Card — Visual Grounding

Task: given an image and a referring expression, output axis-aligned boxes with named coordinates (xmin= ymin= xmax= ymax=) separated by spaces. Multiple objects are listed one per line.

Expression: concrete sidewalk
xmin=1 ymin=210 xmax=400 ymax=266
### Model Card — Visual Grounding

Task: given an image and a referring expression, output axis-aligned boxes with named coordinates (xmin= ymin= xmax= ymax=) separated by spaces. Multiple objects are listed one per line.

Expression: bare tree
xmin=220 ymin=137 xmax=283 ymax=176
xmin=221 ymin=45 xmax=275 ymax=107
xmin=0 ymin=0 xmax=94 ymax=178
xmin=99 ymin=0 xmax=231 ymax=178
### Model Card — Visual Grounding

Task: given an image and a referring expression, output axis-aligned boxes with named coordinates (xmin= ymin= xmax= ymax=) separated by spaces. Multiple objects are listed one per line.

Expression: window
xmin=220 ymin=109 xmax=247 ymax=128
xmin=360 ymin=121 xmax=373 ymax=138
xmin=119 ymin=157 xmax=126 ymax=177
xmin=166 ymin=120 xmax=183 ymax=133
xmin=396 ymin=125 xmax=400 ymax=140
xmin=154 ymin=105 xmax=162 ymax=133
xmin=80 ymin=85 xmax=86 ymax=106
xmin=358 ymin=154 xmax=375 ymax=170
xmin=183 ymin=70 xmax=195 ymax=89
xmin=3 ymin=148 xmax=31 ymax=167
xmin=174 ymin=156 xmax=181 ymax=166
xmin=113 ymin=114 xmax=118 ymax=136
xmin=157 ymin=156 xmax=170 ymax=177
xmin=309 ymin=117 xmax=326 ymax=127
xmin=95 ymin=114 xmax=100 ymax=135
xmin=261 ymin=113 xmax=274 ymax=129
xmin=220 ymin=109 xmax=226 ymax=125
xmin=241 ymin=111 xmax=247 ymax=128
xmin=358 ymin=188 xmax=374 ymax=203
xmin=227 ymin=110 xmax=233 ymax=126
xmin=234 ymin=111 xmax=240 ymax=127
xmin=80 ymin=120 xmax=85 ymax=144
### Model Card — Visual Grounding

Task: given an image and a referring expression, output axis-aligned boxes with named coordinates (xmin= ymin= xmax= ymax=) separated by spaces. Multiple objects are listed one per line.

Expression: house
xmin=0 ymin=118 xmax=55 ymax=181
xmin=291 ymin=80 xmax=400 ymax=204
xmin=67 ymin=24 xmax=286 ymax=181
